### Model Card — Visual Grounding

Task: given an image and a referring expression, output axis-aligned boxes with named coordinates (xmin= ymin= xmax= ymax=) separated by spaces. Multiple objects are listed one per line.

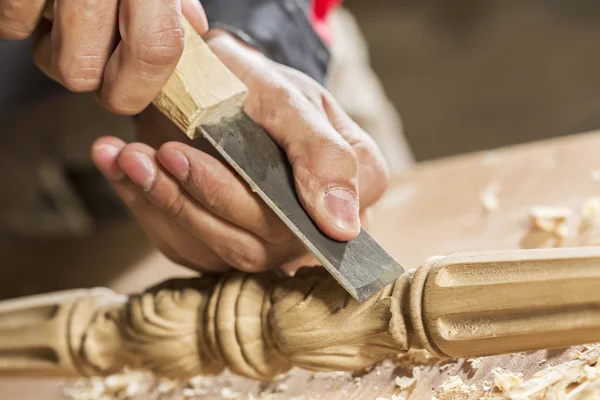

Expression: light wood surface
xmin=1 ymin=131 xmax=600 ymax=399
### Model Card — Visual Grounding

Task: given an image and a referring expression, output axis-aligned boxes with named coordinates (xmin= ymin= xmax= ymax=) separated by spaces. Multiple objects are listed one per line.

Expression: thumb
xmin=207 ymin=33 xmax=361 ymax=241
xmin=181 ymin=0 xmax=208 ymax=34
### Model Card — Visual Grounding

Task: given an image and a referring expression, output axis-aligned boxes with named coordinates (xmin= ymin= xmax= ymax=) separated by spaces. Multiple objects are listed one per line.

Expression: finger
xmin=321 ymin=92 xmax=390 ymax=208
xmin=33 ymin=0 xmax=118 ymax=93
xmin=123 ymin=188 xmax=229 ymax=273
xmin=116 ymin=142 xmax=280 ymax=272
xmin=181 ymin=0 xmax=208 ymax=34
xmin=99 ymin=0 xmax=185 ymax=114
xmin=208 ymin=35 xmax=361 ymax=241
xmin=157 ymin=141 xmax=295 ymax=244
xmin=91 ymin=136 xmax=228 ymax=272
xmin=0 ymin=0 xmax=45 ymax=40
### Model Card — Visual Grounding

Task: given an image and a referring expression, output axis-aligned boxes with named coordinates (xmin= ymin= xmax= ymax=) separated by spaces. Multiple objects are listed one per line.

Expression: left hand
xmin=91 ymin=31 xmax=390 ymax=274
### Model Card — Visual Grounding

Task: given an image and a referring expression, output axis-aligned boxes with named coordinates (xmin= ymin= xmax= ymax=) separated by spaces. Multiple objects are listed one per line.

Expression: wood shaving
xmin=274 ymin=382 xmax=288 ymax=393
xmin=492 ymin=367 xmax=523 ymax=392
xmin=376 ymin=395 xmax=405 ymax=400
xmin=395 ymin=376 xmax=416 ymax=389
xmin=480 ymin=183 xmax=501 ymax=213
xmin=439 ymin=362 xmax=457 ymax=372
xmin=467 ymin=357 xmax=483 ymax=370
xmin=220 ymin=387 xmax=240 ymax=399
xmin=440 ymin=376 xmax=464 ymax=392
xmin=482 ymin=380 xmax=492 ymax=391
xmin=529 ymin=206 xmax=571 ymax=238
xmin=396 ymin=349 xmax=436 ymax=367
xmin=63 ymin=370 xmax=151 ymax=400
xmin=580 ymin=197 xmax=600 ymax=233
xmin=481 ymin=345 xmax=600 ymax=399
xmin=412 ymin=366 xmax=423 ymax=379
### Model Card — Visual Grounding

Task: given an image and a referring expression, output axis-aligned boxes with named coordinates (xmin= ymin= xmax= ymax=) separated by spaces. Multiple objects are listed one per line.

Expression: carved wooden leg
xmin=0 ymin=288 xmax=125 ymax=376
xmin=410 ymin=247 xmax=600 ymax=359
xmin=1 ymin=247 xmax=600 ymax=381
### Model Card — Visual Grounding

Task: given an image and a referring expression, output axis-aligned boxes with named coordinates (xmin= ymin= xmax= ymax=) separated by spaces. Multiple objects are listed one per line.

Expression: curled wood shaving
xmin=492 ymin=368 xmax=523 ymax=392
xmin=467 ymin=357 xmax=483 ymax=370
xmin=62 ymin=370 xmax=151 ymax=400
xmin=529 ymin=206 xmax=572 ymax=239
xmin=439 ymin=375 xmax=464 ymax=393
xmin=580 ymin=197 xmax=600 ymax=233
xmin=220 ymin=387 xmax=240 ymax=398
xmin=481 ymin=183 xmax=501 ymax=213
xmin=395 ymin=376 xmax=416 ymax=389
xmin=499 ymin=344 xmax=600 ymax=399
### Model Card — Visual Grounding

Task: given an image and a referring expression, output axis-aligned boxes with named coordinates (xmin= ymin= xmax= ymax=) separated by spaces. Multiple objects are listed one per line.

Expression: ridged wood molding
xmin=1 ymin=247 xmax=600 ymax=380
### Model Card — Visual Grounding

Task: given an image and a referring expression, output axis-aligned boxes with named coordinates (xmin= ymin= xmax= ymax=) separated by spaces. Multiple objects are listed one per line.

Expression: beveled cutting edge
xmin=198 ymin=112 xmax=404 ymax=302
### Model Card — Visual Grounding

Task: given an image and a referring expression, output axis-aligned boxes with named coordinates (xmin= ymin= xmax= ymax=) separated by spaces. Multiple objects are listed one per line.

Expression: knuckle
xmin=164 ymin=191 xmax=187 ymax=220
xmin=316 ymin=139 xmax=359 ymax=176
xmin=253 ymin=79 xmax=296 ymax=126
xmin=0 ymin=21 xmax=31 ymax=40
xmin=57 ymin=59 xmax=103 ymax=92
xmin=135 ymin=16 xmax=184 ymax=66
xmin=190 ymin=173 xmax=231 ymax=215
xmin=220 ymin=241 xmax=268 ymax=272
xmin=101 ymin=94 xmax=145 ymax=115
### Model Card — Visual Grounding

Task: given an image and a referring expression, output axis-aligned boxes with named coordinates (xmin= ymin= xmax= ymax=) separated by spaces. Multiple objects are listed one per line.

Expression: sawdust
xmin=429 ymin=344 xmax=600 ymax=400
xmin=579 ymin=197 xmax=600 ymax=233
xmin=529 ymin=206 xmax=571 ymax=237
xmin=492 ymin=367 xmax=523 ymax=392
xmin=480 ymin=182 xmax=501 ymax=213
xmin=467 ymin=357 xmax=483 ymax=370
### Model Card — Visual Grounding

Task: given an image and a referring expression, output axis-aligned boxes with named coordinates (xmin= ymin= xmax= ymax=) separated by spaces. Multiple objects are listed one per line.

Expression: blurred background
xmin=3 ymin=0 xmax=600 ymax=299
xmin=346 ymin=0 xmax=600 ymax=160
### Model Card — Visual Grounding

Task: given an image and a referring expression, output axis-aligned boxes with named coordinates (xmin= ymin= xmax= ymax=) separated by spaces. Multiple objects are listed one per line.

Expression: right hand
xmin=0 ymin=0 xmax=208 ymax=114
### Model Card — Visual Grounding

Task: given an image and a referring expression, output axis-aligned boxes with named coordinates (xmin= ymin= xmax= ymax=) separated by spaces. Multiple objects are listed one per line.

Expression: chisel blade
xmin=198 ymin=111 xmax=404 ymax=302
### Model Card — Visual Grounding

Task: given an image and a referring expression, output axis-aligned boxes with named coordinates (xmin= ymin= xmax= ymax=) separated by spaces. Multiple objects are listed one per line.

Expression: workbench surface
xmin=1 ymin=131 xmax=599 ymax=399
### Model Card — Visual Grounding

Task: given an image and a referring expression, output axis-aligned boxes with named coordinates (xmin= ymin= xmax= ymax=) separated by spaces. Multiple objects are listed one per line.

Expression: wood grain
xmin=152 ymin=19 xmax=248 ymax=138
xmin=1 ymin=132 xmax=600 ymax=399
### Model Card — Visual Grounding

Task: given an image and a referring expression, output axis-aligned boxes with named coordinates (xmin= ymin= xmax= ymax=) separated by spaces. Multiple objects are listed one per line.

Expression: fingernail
xmin=159 ymin=149 xmax=190 ymax=181
xmin=181 ymin=0 xmax=208 ymax=34
xmin=94 ymin=144 xmax=124 ymax=181
xmin=323 ymin=189 xmax=360 ymax=234
xmin=122 ymin=152 xmax=156 ymax=191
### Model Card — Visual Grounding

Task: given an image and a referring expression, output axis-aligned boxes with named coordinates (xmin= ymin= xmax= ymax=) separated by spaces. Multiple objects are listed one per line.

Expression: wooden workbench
xmin=1 ymin=131 xmax=599 ymax=399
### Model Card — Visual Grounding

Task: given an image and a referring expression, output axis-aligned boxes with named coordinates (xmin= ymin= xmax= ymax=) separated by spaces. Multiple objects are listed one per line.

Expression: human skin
xmin=0 ymin=2 xmax=390 ymax=273
xmin=0 ymin=0 xmax=208 ymax=114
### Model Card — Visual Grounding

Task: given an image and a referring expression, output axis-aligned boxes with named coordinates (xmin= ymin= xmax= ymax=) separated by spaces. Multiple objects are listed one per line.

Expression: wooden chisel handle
xmin=411 ymin=246 xmax=600 ymax=358
xmin=42 ymin=2 xmax=248 ymax=138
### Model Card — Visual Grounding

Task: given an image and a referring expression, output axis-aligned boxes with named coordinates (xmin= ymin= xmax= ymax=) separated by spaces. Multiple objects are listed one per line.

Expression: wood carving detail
xmin=3 ymin=247 xmax=600 ymax=381
xmin=73 ymin=269 xmax=411 ymax=380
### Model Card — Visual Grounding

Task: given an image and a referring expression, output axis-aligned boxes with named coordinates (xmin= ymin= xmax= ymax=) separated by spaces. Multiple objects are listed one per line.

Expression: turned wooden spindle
xmin=1 ymin=247 xmax=600 ymax=381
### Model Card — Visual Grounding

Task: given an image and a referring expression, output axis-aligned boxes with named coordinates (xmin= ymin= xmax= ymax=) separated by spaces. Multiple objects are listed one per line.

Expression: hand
xmin=91 ymin=32 xmax=390 ymax=273
xmin=0 ymin=0 xmax=207 ymax=114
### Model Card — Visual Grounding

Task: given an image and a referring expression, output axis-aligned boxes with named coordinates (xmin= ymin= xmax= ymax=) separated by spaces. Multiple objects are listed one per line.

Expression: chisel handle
xmin=411 ymin=247 xmax=600 ymax=358
xmin=42 ymin=2 xmax=248 ymax=138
